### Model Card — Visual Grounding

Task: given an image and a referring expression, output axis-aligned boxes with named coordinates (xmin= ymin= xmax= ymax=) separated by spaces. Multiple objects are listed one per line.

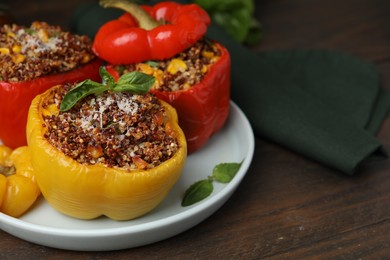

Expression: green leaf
xmin=113 ymin=71 xmax=155 ymax=94
xmin=193 ymin=0 xmax=218 ymax=11
xmin=24 ymin=28 xmax=36 ymax=35
xmin=181 ymin=179 xmax=214 ymax=207
xmin=195 ymin=0 xmax=248 ymax=12
xmin=60 ymin=80 xmax=106 ymax=111
xmin=194 ymin=0 xmax=262 ymax=45
xmin=99 ymin=66 xmax=116 ymax=89
xmin=212 ymin=162 xmax=242 ymax=183
xmin=241 ymin=0 xmax=255 ymax=13
xmin=145 ymin=60 xmax=159 ymax=68
xmin=59 ymin=67 xmax=155 ymax=112
xmin=213 ymin=8 xmax=251 ymax=43
xmin=244 ymin=18 xmax=263 ymax=46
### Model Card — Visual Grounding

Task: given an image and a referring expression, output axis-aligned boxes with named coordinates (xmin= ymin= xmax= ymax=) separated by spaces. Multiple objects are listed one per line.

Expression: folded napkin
xmin=70 ymin=3 xmax=390 ymax=174
xmin=206 ymin=25 xmax=390 ymax=174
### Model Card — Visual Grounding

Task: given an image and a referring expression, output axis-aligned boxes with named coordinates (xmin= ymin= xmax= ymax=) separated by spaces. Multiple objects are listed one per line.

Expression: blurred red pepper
xmin=106 ymin=41 xmax=231 ymax=153
xmin=0 ymin=58 xmax=102 ymax=149
xmin=93 ymin=0 xmax=210 ymax=64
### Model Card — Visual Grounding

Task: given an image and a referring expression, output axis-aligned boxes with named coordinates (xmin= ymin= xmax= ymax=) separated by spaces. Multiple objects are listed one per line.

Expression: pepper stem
xmin=99 ymin=0 xmax=160 ymax=30
xmin=0 ymin=165 xmax=15 ymax=177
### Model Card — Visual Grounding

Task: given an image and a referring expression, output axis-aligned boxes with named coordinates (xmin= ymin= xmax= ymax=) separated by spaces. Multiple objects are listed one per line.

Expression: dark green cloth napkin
xmin=70 ymin=3 xmax=390 ymax=174
xmin=207 ymin=24 xmax=390 ymax=174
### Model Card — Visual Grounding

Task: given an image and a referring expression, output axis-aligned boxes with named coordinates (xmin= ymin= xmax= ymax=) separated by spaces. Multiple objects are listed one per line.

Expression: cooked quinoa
xmin=42 ymin=84 xmax=179 ymax=171
xmin=0 ymin=21 xmax=95 ymax=82
xmin=112 ymin=39 xmax=221 ymax=92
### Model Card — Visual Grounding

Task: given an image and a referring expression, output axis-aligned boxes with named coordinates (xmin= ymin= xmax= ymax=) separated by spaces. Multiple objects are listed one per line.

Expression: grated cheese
xmin=76 ymin=92 xmax=141 ymax=131
xmin=117 ymin=96 xmax=139 ymax=115
xmin=20 ymin=32 xmax=62 ymax=54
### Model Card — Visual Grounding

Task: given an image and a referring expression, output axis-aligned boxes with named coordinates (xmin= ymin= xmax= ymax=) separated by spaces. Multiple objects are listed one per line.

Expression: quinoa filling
xmin=0 ymin=21 xmax=95 ymax=82
xmin=42 ymin=84 xmax=179 ymax=171
xmin=112 ymin=39 xmax=221 ymax=92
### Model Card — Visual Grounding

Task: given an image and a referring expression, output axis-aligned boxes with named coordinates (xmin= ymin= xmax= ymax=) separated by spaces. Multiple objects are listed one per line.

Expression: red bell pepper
xmin=94 ymin=0 xmax=231 ymax=153
xmin=153 ymin=42 xmax=230 ymax=153
xmin=0 ymin=58 xmax=102 ymax=149
xmin=93 ymin=0 xmax=210 ymax=64
xmin=106 ymin=41 xmax=231 ymax=153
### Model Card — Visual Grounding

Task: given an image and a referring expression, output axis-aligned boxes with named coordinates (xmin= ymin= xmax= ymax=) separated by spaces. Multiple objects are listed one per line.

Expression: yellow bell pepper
xmin=0 ymin=145 xmax=41 ymax=217
xmin=26 ymin=85 xmax=187 ymax=221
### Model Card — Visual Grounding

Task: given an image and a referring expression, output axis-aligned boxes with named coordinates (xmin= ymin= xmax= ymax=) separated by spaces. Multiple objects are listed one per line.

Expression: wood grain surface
xmin=1 ymin=0 xmax=389 ymax=258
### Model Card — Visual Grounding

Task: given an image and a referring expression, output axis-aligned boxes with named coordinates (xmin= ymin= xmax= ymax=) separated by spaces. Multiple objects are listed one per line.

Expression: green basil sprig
xmin=181 ymin=161 xmax=243 ymax=207
xmin=194 ymin=0 xmax=262 ymax=46
xmin=60 ymin=66 xmax=155 ymax=112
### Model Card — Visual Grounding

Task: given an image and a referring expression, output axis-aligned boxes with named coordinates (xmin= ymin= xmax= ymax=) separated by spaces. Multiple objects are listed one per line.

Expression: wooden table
xmin=1 ymin=0 xmax=389 ymax=258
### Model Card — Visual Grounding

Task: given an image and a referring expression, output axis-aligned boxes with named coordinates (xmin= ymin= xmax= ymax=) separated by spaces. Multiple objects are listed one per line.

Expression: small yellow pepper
xmin=0 ymin=145 xmax=40 ymax=217
xmin=26 ymin=85 xmax=187 ymax=221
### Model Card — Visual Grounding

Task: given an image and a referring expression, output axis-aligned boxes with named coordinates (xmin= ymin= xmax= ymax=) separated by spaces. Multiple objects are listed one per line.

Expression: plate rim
xmin=0 ymin=100 xmax=255 ymax=247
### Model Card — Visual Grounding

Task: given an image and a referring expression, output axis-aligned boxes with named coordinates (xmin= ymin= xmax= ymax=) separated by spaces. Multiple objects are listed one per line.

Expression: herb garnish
xmin=145 ymin=60 xmax=159 ymax=68
xmin=60 ymin=66 xmax=155 ymax=112
xmin=194 ymin=0 xmax=262 ymax=45
xmin=181 ymin=161 xmax=243 ymax=207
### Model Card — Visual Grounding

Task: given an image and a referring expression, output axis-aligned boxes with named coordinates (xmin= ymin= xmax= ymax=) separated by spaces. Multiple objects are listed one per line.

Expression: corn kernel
xmin=0 ymin=48 xmax=10 ymax=55
xmin=81 ymin=54 xmax=92 ymax=64
xmin=12 ymin=45 xmax=21 ymax=53
xmin=201 ymin=50 xmax=214 ymax=59
xmin=37 ymin=29 xmax=49 ymax=42
xmin=167 ymin=59 xmax=187 ymax=74
xmin=153 ymin=69 xmax=164 ymax=88
xmin=210 ymin=56 xmax=220 ymax=64
xmin=182 ymin=83 xmax=191 ymax=90
xmin=201 ymin=65 xmax=208 ymax=74
xmin=7 ymin=32 xmax=15 ymax=38
xmin=42 ymin=104 xmax=59 ymax=117
xmin=12 ymin=54 xmax=25 ymax=64
xmin=137 ymin=63 xmax=154 ymax=75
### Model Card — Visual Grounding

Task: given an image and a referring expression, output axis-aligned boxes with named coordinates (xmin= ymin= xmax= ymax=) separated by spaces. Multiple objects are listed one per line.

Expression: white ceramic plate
xmin=0 ymin=101 xmax=254 ymax=251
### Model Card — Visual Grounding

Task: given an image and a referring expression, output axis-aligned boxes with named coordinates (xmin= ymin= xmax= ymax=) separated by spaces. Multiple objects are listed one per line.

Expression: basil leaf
xmin=213 ymin=8 xmax=251 ymax=43
xmin=181 ymin=179 xmax=213 ymax=207
xmin=212 ymin=162 xmax=242 ymax=183
xmin=244 ymin=18 xmax=263 ymax=46
xmin=145 ymin=60 xmax=159 ymax=68
xmin=194 ymin=0 xmax=218 ymax=11
xmin=99 ymin=66 xmax=116 ymax=89
xmin=60 ymin=80 xmax=106 ymax=111
xmin=114 ymin=71 xmax=155 ymax=94
xmin=59 ymin=67 xmax=155 ymax=112
xmin=241 ymin=0 xmax=255 ymax=13
xmin=194 ymin=0 xmax=261 ymax=45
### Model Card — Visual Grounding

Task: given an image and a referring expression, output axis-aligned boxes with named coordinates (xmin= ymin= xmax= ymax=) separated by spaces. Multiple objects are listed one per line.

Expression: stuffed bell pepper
xmin=26 ymin=68 xmax=187 ymax=220
xmin=0 ymin=21 xmax=102 ymax=149
xmin=93 ymin=0 xmax=231 ymax=153
xmin=0 ymin=145 xmax=40 ymax=218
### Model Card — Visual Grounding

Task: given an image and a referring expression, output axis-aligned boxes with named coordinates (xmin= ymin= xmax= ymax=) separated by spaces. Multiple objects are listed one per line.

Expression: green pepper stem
xmin=99 ymin=0 xmax=160 ymax=30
